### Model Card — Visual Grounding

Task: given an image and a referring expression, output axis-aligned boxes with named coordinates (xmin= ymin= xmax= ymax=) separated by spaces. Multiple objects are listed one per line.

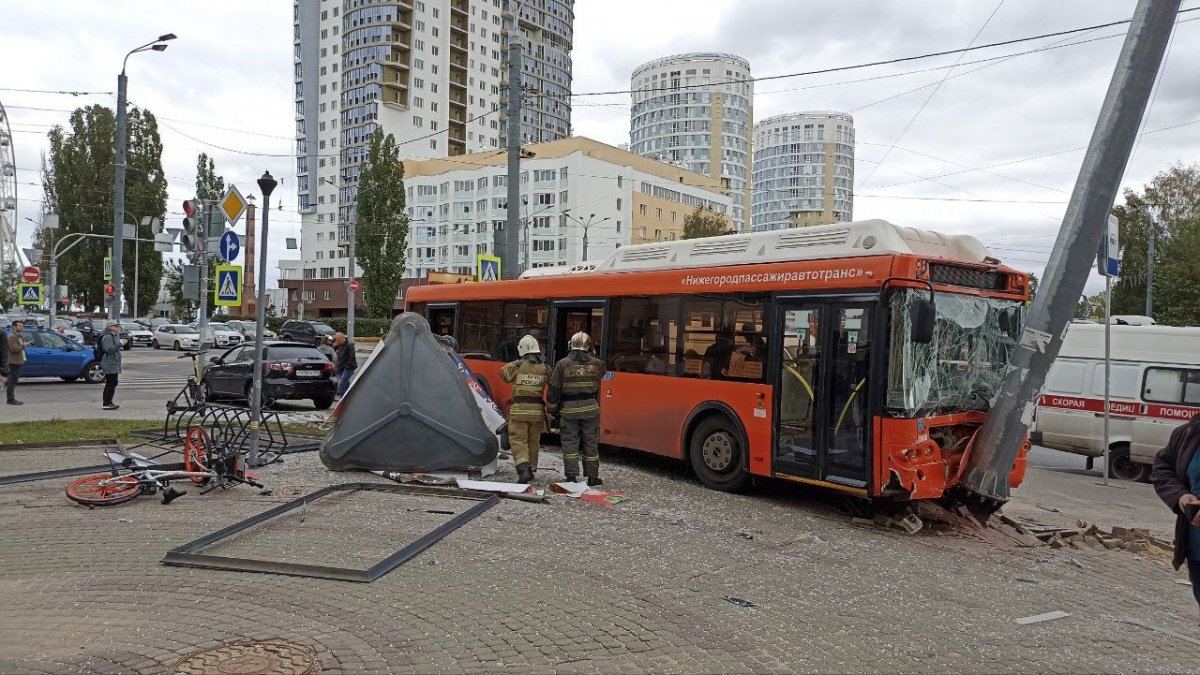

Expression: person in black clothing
xmin=332 ymin=332 xmax=358 ymax=398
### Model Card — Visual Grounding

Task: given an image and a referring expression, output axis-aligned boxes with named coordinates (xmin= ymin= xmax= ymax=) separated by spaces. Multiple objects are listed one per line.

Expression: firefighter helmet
xmin=517 ymin=334 xmax=541 ymax=356
xmin=568 ymin=331 xmax=592 ymax=351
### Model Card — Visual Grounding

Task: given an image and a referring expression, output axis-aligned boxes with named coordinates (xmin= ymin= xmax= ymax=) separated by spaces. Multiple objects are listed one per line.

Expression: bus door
xmin=549 ymin=300 xmax=606 ymax=365
xmin=426 ymin=303 xmax=458 ymax=339
xmin=773 ymin=300 xmax=873 ymax=490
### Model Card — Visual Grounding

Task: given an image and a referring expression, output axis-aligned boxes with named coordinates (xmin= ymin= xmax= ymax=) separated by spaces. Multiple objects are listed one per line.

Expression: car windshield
xmin=175 ymin=326 xmax=199 ymax=334
xmin=120 ymin=322 xmax=141 ymax=330
xmin=886 ymin=289 xmax=1022 ymax=417
xmin=267 ymin=346 xmax=326 ymax=360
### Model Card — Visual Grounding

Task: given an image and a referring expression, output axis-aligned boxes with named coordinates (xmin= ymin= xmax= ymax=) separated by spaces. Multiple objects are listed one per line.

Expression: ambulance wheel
xmin=1107 ymin=444 xmax=1143 ymax=481
xmin=689 ymin=414 xmax=750 ymax=493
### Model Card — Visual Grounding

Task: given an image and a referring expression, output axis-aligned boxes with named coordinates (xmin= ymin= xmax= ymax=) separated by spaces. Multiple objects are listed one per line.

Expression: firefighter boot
xmin=587 ymin=476 xmax=604 ymax=487
xmin=515 ymin=462 xmax=534 ymax=484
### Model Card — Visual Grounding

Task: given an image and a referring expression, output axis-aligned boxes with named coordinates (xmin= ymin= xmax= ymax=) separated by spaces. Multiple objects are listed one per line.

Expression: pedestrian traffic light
xmin=104 ymin=283 xmax=116 ymax=306
xmin=180 ymin=199 xmax=202 ymax=253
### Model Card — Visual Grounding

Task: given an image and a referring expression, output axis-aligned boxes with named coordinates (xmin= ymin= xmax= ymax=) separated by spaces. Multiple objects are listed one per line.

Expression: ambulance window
xmin=1183 ymin=370 xmax=1200 ymax=405
xmin=1092 ymin=363 xmax=1137 ymax=399
xmin=1143 ymin=368 xmax=1186 ymax=404
xmin=1045 ymin=360 xmax=1085 ymax=395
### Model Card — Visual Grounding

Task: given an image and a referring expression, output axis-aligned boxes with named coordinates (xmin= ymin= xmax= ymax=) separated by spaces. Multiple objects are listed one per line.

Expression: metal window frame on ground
xmin=161 ymin=482 xmax=499 ymax=582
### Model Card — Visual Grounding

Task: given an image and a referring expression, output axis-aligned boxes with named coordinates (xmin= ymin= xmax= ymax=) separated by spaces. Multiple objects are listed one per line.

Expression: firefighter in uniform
xmin=500 ymin=335 xmax=552 ymax=484
xmin=548 ymin=331 xmax=606 ymax=486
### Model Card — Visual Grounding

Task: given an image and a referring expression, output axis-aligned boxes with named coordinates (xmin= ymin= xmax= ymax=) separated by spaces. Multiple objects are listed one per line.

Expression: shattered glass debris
xmin=887 ymin=290 xmax=1022 ymax=417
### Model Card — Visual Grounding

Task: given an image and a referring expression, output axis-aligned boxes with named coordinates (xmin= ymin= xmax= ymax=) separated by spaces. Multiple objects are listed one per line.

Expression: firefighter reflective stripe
xmin=500 ymin=358 xmax=551 ymax=422
xmin=549 ymin=352 xmax=605 ymax=419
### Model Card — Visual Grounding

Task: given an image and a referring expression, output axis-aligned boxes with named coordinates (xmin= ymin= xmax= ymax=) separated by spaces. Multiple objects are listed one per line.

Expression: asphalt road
xmin=1 ymin=345 xmax=339 ymax=422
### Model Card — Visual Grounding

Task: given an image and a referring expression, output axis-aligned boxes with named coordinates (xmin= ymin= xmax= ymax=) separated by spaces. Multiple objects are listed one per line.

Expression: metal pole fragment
xmin=960 ymin=0 xmax=1181 ymax=506
xmin=504 ymin=39 xmax=522 ymax=279
xmin=1103 ymin=275 xmax=1112 ymax=486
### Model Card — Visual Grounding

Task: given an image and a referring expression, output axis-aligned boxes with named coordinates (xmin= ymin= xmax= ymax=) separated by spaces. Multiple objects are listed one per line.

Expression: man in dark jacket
xmin=332 ymin=332 xmax=357 ymax=398
xmin=1149 ymin=413 xmax=1200 ymax=619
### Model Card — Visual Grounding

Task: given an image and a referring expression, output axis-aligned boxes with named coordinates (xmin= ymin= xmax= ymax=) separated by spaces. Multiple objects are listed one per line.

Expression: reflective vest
xmin=549 ymin=351 xmax=605 ymax=419
xmin=500 ymin=358 xmax=551 ymax=422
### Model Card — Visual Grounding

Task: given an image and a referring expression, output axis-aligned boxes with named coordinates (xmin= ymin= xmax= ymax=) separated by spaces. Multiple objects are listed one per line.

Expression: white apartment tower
xmin=751 ymin=111 xmax=855 ymax=231
xmin=629 ymin=53 xmax=753 ymax=232
xmin=292 ymin=0 xmax=574 ymax=284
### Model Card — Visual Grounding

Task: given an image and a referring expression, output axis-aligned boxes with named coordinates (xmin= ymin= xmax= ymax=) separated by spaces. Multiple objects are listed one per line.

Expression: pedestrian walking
xmin=99 ymin=320 xmax=123 ymax=410
xmin=500 ymin=335 xmax=552 ymax=484
xmin=547 ymin=331 xmax=606 ymax=486
xmin=1150 ymin=413 xmax=1200 ymax=622
xmin=6 ymin=320 xmax=30 ymax=405
xmin=332 ymin=332 xmax=358 ymax=398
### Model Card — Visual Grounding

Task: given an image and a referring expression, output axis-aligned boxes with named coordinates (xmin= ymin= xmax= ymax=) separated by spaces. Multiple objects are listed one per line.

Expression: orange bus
xmin=405 ymin=219 xmax=1031 ymax=501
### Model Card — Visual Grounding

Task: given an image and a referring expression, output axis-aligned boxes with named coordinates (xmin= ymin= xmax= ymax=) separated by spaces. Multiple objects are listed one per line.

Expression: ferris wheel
xmin=0 ymin=99 xmax=19 ymax=272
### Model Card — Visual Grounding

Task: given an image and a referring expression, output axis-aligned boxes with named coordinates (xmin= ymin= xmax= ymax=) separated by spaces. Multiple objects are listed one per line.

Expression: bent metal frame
xmin=161 ymin=483 xmax=499 ymax=582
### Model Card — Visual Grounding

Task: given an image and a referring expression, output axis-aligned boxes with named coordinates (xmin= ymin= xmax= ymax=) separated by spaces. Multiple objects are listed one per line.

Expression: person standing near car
xmin=99 ymin=320 xmax=123 ymax=410
xmin=332 ymin=332 xmax=357 ymax=398
xmin=1150 ymin=413 xmax=1200 ymax=622
xmin=6 ymin=320 xmax=30 ymax=405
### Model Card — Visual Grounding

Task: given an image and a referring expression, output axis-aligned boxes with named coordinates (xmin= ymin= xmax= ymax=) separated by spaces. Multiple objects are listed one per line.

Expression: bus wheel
xmin=689 ymin=415 xmax=750 ymax=492
xmin=1107 ymin=444 xmax=1144 ymax=481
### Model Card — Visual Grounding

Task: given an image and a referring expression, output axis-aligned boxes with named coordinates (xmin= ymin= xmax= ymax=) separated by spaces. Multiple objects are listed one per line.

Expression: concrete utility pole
xmin=960 ymin=0 xmax=1181 ymax=508
xmin=503 ymin=38 xmax=523 ymax=279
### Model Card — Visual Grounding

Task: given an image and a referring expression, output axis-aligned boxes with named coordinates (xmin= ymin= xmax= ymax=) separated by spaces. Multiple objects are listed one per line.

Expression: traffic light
xmin=180 ymin=199 xmax=202 ymax=253
xmin=104 ymin=283 xmax=116 ymax=306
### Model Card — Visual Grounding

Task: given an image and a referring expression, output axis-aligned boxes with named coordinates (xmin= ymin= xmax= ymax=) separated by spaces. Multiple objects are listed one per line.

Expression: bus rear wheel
xmin=689 ymin=415 xmax=750 ymax=492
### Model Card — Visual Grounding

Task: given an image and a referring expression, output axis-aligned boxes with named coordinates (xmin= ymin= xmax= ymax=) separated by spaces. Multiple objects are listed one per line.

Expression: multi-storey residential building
xmin=751 ymin=111 xmax=855 ymax=231
xmin=291 ymin=0 xmax=574 ymax=285
xmin=402 ymin=137 xmax=732 ymax=279
xmin=629 ymin=53 xmax=753 ymax=232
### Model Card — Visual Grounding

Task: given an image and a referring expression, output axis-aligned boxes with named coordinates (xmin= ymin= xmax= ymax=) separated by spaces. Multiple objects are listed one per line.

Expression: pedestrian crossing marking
xmin=18 ymin=283 xmax=42 ymax=306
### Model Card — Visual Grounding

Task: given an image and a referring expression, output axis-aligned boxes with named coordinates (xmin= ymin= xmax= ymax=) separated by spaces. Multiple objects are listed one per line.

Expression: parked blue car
xmin=2 ymin=328 xmax=105 ymax=384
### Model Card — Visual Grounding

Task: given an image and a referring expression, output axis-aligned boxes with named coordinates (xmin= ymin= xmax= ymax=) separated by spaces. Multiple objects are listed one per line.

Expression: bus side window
xmin=681 ymin=299 xmax=722 ymax=378
xmin=459 ymin=301 xmax=501 ymax=359
xmin=607 ymin=297 xmax=679 ymax=375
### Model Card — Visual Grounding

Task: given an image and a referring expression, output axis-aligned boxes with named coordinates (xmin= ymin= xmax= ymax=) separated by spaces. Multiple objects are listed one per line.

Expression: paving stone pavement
xmin=1 ymin=443 xmax=1198 ymax=674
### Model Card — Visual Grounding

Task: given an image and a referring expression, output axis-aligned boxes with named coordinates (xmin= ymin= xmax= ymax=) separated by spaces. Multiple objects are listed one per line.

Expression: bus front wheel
xmin=689 ymin=415 xmax=750 ymax=492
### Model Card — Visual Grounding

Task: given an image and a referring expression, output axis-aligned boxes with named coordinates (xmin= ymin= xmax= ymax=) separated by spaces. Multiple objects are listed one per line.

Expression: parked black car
xmin=74 ymin=318 xmax=133 ymax=350
xmin=200 ymin=342 xmax=336 ymax=409
xmin=279 ymin=319 xmax=336 ymax=346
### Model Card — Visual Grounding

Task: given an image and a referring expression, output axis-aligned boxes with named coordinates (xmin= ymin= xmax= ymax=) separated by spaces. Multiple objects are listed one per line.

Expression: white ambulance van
xmin=1029 ymin=323 xmax=1200 ymax=480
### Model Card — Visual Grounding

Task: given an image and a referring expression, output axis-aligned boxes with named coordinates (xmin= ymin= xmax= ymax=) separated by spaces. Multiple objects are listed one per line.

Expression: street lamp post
xmin=248 ymin=170 xmax=277 ymax=469
xmin=562 ymin=210 xmax=613 ymax=262
xmin=111 ymin=32 xmax=174 ymax=321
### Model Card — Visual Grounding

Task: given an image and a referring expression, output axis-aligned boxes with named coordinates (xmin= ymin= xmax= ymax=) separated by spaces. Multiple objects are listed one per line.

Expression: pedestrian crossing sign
xmin=214 ymin=265 xmax=242 ymax=307
xmin=18 ymin=283 xmax=42 ymax=306
xmin=477 ymin=254 xmax=501 ymax=282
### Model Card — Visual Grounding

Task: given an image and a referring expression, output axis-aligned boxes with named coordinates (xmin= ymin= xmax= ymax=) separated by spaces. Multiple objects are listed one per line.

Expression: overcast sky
xmin=3 ymin=0 xmax=1199 ymax=296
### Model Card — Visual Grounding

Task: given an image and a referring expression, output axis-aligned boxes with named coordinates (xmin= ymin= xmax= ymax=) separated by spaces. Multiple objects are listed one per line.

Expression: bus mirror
xmin=910 ymin=299 xmax=935 ymax=344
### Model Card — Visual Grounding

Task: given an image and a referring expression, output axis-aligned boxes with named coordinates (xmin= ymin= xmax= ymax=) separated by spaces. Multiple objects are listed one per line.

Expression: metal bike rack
xmin=161 ymin=483 xmax=499 ymax=582
xmin=132 ymin=403 xmax=322 ymax=456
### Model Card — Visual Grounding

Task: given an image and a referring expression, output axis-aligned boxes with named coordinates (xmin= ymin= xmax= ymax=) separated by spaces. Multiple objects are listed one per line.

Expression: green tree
xmin=40 ymin=105 xmax=167 ymax=315
xmin=355 ymin=129 xmax=408 ymax=319
xmin=681 ymin=206 xmax=732 ymax=239
xmin=1026 ymin=272 xmax=1040 ymax=308
xmin=1111 ymin=164 xmax=1200 ymax=323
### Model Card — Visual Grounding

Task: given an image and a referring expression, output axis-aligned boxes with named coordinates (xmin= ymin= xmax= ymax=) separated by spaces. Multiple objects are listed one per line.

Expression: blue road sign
xmin=477 ymin=254 xmax=501 ymax=282
xmin=18 ymin=283 xmax=42 ymax=306
xmin=219 ymin=230 xmax=241 ymax=262
xmin=214 ymin=265 xmax=242 ymax=307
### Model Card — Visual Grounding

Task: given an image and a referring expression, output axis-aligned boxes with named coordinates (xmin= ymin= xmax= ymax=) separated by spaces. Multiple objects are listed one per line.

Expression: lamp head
xmin=151 ymin=44 xmax=168 ymax=52
xmin=257 ymin=170 xmax=278 ymax=198
xmin=158 ymin=33 xmax=177 ymax=41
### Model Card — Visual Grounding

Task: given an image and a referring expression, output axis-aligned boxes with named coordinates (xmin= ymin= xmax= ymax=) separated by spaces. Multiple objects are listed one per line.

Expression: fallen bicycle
xmin=65 ymin=427 xmax=263 ymax=507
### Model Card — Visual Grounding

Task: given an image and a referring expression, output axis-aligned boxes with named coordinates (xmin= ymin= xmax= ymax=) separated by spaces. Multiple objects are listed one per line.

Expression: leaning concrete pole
xmin=504 ymin=40 xmax=523 ymax=279
xmin=960 ymin=0 xmax=1181 ymax=507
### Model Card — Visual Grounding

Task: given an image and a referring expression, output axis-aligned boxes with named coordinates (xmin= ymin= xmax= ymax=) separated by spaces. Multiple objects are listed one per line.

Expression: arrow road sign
xmin=219 ymin=230 xmax=241 ymax=262
xmin=18 ymin=283 xmax=42 ymax=306
xmin=214 ymin=265 xmax=242 ymax=307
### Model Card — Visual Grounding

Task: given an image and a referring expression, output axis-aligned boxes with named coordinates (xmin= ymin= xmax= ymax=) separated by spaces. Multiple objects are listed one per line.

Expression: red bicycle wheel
xmin=184 ymin=426 xmax=212 ymax=485
xmin=66 ymin=474 xmax=143 ymax=506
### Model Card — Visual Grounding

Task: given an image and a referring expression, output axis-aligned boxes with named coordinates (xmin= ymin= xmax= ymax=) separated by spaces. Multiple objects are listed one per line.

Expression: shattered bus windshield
xmin=887 ymin=290 xmax=1022 ymax=417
